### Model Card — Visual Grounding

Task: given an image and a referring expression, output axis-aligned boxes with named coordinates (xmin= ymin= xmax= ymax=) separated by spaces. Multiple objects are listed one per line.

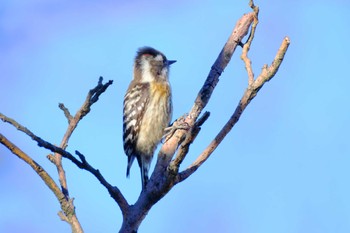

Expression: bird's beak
xmin=167 ymin=60 xmax=177 ymax=66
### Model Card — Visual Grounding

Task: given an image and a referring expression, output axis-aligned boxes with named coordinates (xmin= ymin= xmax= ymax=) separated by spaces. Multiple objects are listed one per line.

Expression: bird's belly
xmin=136 ymin=87 xmax=171 ymax=156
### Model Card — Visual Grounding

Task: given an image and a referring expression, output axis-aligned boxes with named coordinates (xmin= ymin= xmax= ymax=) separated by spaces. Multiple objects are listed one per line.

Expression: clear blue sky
xmin=1 ymin=0 xmax=349 ymax=232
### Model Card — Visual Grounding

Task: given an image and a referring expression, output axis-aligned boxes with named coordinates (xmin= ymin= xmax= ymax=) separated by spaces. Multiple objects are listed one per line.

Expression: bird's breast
xmin=135 ymin=81 xmax=172 ymax=156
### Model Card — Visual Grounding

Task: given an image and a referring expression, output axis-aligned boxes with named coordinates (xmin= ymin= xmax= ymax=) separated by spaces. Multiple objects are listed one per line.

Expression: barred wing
xmin=123 ymin=82 xmax=150 ymax=176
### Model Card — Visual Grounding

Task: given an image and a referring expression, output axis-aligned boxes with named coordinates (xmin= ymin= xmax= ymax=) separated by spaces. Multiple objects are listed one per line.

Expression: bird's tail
xmin=138 ymin=156 xmax=151 ymax=190
xmin=126 ymin=156 xmax=135 ymax=178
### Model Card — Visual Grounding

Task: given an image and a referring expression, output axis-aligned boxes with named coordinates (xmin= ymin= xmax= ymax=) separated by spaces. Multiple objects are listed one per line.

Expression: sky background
xmin=1 ymin=0 xmax=349 ymax=232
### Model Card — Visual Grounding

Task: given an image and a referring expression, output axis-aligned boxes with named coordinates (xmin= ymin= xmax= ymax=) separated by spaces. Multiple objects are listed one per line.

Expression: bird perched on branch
xmin=123 ymin=47 xmax=176 ymax=190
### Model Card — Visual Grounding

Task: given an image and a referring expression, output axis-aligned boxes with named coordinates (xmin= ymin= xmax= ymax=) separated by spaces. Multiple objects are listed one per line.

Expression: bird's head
xmin=134 ymin=47 xmax=176 ymax=82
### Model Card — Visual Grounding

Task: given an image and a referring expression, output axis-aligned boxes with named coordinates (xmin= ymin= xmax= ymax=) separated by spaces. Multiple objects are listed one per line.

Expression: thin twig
xmin=59 ymin=103 xmax=73 ymax=124
xmin=241 ymin=4 xmax=259 ymax=85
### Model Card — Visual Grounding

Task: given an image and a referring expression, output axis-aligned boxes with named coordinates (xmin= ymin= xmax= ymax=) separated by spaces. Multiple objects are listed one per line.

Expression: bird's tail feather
xmin=139 ymin=157 xmax=150 ymax=190
xmin=126 ymin=156 xmax=135 ymax=178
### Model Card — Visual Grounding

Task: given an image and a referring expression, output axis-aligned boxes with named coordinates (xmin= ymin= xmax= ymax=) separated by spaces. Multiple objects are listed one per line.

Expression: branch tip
xmin=249 ymin=0 xmax=259 ymax=15
xmin=59 ymin=103 xmax=73 ymax=123
xmin=98 ymin=76 xmax=103 ymax=85
xmin=195 ymin=111 xmax=210 ymax=127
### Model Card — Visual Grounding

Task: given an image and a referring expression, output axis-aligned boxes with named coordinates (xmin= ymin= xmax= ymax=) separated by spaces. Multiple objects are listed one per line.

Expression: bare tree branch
xmin=0 ymin=133 xmax=83 ymax=233
xmin=169 ymin=111 xmax=210 ymax=171
xmin=55 ymin=76 xmax=113 ymax=199
xmin=154 ymin=11 xmax=256 ymax=174
xmin=59 ymin=103 xmax=73 ymax=124
xmin=0 ymin=107 xmax=129 ymax=215
xmin=241 ymin=2 xmax=259 ymax=85
xmin=178 ymin=36 xmax=290 ymax=183
xmin=0 ymin=77 xmax=124 ymax=231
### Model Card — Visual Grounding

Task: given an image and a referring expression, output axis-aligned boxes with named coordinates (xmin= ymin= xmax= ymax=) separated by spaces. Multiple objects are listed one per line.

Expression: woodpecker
xmin=123 ymin=47 xmax=176 ymax=190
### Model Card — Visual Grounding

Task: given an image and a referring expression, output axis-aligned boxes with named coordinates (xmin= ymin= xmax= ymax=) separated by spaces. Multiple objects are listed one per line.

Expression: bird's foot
xmin=162 ymin=114 xmax=190 ymax=143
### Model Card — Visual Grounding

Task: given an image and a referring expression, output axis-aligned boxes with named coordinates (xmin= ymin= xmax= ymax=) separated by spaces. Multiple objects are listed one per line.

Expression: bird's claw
xmin=162 ymin=115 xmax=190 ymax=143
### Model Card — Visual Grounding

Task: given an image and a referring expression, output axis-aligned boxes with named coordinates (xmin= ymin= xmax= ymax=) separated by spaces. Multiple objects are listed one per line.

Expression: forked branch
xmin=0 ymin=77 xmax=124 ymax=232
xmin=0 ymin=133 xmax=83 ymax=233
xmin=53 ymin=77 xmax=113 ymax=199
xmin=178 ymin=31 xmax=290 ymax=182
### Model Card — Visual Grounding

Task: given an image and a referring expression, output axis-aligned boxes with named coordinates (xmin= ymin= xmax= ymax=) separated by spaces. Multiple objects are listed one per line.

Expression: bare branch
xmin=152 ymin=12 xmax=256 ymax=175
xmin=169 ymin=111 xmax=210 ymax=172
xmin=177 ymin=1 xmax=290 ymax=183
xmin=54 ymin=77 xmax=113 ymax=199
xmin=178 ymin=35 xmax=290 ymax=183
xmin=0 ymin=113 xmax=82 ymax=166
xmin=254 ymin=37 xmax=290 ymax=87
xmin=189 ymin=12 xmax=255 ymax=124
xmin=59 ymin=103 xmax=73 ymax=124
xmin=0 ymin=112 xmax=129 ymax=213
xmin=0 ymin=77 xmax=129 ymax=213
xmin=0 ymin=133 xmax=83 ymax=233
xmin=241 ymin=4 xmax=259 ymax=85
xmin=0 ymin=133 xmax=64 ymax=201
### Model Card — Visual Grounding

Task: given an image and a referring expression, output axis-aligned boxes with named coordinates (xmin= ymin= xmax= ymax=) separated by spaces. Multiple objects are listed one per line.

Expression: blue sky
xmin=1 ymin=0 xmax=350 ymax=232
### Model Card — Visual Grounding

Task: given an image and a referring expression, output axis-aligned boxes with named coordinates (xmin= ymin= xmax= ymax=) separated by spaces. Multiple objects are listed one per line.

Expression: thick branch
xmin=190 ymin=12 xmax=255 ymax=124
xmin=178 ymin=36 xmax=290 ymax=182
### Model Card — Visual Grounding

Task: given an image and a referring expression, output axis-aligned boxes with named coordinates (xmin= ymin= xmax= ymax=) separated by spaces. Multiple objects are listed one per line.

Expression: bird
xmin=123 ymin=47 xmax=176 ymax=190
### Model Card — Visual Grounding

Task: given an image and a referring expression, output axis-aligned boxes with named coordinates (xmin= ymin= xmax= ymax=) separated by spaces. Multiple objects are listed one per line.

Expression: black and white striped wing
xmin=123 ymin=83 xmax=150 ymax=176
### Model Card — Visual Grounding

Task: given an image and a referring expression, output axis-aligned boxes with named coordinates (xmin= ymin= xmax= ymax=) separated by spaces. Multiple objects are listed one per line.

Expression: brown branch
xmin=178 ymin=36 xmax=290 ymax=183
xmin=59 ymin=103 xmax=73 ymax=124
xmin=152 ymin=11 xmax=255 ymax=174
xmin=0 ymin=113 xmax=83 ymax=166
xmin=241 ymin=3 xmax=259 ymax=85
xmin=54 ymin=76 xmax=113 ymax=199
xmin=169 ymin=111 xmax=210 ymax=172
xmin=0 ymin=77 xmax=129 ymax=229
xmin=255 ymin=37 xmax=290 ymax=86
xmin=0 ymin=112 xmax=129 ymax=214
xmin=0 ymin=133 xmax=83 ymax=233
